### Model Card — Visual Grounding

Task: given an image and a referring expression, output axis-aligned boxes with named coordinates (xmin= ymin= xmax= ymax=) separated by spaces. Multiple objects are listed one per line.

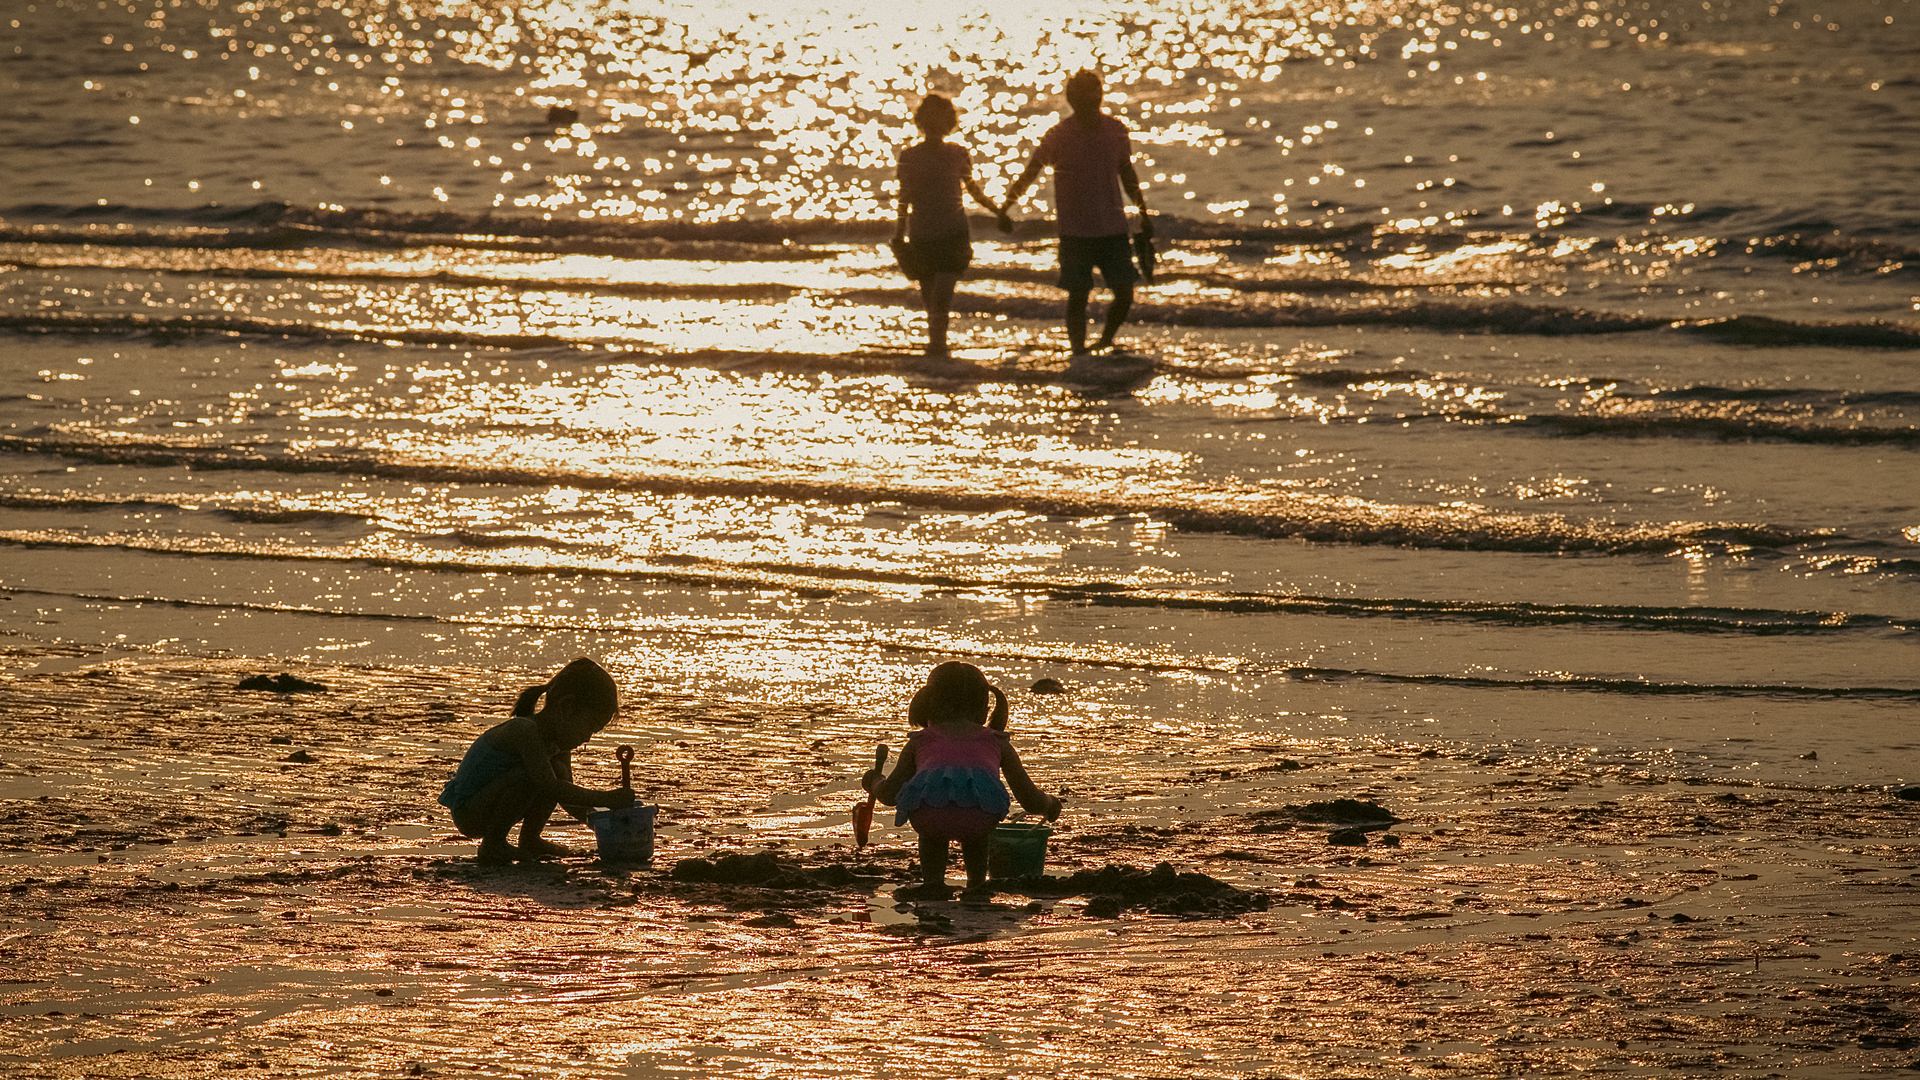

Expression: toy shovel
xmin=852 ymin=744 xmax=888 ymax=848
xmin=616 ymin=744 xmax=634 ymax=791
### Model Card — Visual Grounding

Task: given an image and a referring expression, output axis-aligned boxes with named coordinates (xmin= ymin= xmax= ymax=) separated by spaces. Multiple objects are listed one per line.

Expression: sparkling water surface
xmin=1 ymin=0 xmax=1916 ymax=782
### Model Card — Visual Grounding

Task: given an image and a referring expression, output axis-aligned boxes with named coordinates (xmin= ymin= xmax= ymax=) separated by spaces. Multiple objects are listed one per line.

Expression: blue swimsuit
xmin=438 ymin=735 xmax=524 ymax=811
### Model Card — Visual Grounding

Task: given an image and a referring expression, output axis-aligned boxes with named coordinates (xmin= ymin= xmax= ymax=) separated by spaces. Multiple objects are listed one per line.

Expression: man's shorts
xmin=1057 ymin=233 xmax=1139 ymax=292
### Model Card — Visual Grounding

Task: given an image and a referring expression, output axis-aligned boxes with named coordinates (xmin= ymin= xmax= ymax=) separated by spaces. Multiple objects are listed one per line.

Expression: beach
xmin=2 ymin=652 xmax=1918 ymax=1076
xmin=2 ymin=0 xmax=1918 ymax=1073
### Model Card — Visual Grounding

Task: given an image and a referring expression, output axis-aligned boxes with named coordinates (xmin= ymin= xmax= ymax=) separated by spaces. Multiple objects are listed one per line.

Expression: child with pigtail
xmin=865 ymin=662 xmax=1063 ymax=898
xmin=437 ymin=658 xmax=635 ymax=864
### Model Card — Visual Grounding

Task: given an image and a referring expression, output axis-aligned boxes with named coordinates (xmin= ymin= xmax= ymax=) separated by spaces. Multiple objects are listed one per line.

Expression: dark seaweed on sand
xmin=1024 ymin=862 xmax=1270 ymax=918
xmin=235 ymin=672 xmax=329 ymax=694
xmin=668 ymin=850 xmax=891 ymax=891
xmin=1246 ymin=799 xmax=1398 ymax=833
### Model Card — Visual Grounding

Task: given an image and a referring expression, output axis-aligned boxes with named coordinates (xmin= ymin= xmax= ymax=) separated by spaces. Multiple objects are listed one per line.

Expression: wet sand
xmin=3 ymin=648 xmax=1916 ymax=1077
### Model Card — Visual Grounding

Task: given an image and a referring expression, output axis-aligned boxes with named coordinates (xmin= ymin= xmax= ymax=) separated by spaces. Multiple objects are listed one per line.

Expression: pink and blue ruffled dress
xmin=895 ymin=725 xmax=1011 ymax=840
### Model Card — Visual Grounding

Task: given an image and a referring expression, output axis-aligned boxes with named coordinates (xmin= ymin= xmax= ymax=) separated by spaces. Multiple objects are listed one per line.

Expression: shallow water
xmin=0 ymin=0 xmax=1918 ymax=1073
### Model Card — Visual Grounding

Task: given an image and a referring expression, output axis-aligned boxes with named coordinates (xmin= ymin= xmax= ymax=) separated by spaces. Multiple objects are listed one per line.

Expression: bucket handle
xmin=1005 ymin=805 xmax=1063 ymax=831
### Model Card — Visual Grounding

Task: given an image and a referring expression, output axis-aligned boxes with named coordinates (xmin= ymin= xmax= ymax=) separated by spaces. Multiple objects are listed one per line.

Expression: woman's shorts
xmin=898 ymin=232 xmax=972 ymax=280
xmin=1058 ymin=233 xmax=1139 ymax=291
xmin=908 ymin=805 xmax=1000 ymax=841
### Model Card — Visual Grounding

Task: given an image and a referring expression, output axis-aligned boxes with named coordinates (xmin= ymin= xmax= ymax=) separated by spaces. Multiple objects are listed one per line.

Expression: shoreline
xmin=3 ymin=648 xmax=1916 ymax=1076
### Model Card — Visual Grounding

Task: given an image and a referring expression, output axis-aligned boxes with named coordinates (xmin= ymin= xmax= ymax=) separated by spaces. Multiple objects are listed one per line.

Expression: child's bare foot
xmin=897 ymin=882 xmax=953 ymax=901
xmin=516 ymin=836 xmax=573 ymax=861
xmin=475 ymin=838 xmax=516 ymax=866
xmin=959 ymin=884 xmax=994 ymax=903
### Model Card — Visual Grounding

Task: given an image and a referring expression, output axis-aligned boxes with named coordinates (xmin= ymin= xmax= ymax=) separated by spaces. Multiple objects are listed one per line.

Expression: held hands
xmin=995 ymin=209 xmax=1015 ymax=235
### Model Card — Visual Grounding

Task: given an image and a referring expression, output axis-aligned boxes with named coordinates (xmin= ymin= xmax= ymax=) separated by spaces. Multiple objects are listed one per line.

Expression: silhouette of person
xmin=892 ymin=93 xmax=1011 ymax=357
xmin=1003 ymin=69 xmax=1152 ymax=355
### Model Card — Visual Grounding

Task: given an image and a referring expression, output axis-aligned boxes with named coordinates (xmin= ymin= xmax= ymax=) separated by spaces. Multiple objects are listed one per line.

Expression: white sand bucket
xmin=588 ymin=804 xmax=657 ymax=866
xmin=590 ymin=744 xmax=655 ymax=866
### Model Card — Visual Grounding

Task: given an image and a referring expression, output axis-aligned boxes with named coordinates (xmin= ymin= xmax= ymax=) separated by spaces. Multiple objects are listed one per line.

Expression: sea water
xmin=0 ymin=0 xmax=1915 ymax=789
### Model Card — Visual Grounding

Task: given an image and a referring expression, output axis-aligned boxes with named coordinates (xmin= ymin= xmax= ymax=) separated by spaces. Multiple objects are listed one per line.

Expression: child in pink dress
xmin=865 ymin=662 xmax=1063 ymax=898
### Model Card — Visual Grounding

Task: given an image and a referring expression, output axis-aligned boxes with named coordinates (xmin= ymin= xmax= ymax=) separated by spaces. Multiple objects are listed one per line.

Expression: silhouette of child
xmin=438 ymin=658 xmax=635 ymax=864
xmin=864 ymin=662 xmax=1062 ymax=898
xmin=892 ymin=93 xmax=1013 ymax=357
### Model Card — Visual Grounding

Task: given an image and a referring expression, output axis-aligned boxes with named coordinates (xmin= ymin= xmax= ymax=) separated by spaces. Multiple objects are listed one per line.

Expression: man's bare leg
xmin=1066 ymin=288 xmax=1092 ymax=355
xmin=1094 ymin=284 xmax=1133 ymax=351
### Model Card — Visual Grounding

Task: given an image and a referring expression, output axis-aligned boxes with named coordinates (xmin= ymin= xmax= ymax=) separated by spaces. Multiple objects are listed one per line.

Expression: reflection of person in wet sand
xmin=1002 ymin=69 xmax=1152 ymax=356
xmin=892 ymin=93 xmax=1013 ymax=357
xmin=437 ymin=658 xmax=635 ymax=864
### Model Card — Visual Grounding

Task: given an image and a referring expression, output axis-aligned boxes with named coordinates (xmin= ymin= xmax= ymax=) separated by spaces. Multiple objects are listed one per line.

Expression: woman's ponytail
xmin=512 ymin=682 xmax=550 ymax=716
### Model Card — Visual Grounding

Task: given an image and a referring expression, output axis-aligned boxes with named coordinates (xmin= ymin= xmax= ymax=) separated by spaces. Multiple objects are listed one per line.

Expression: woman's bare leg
xmin=923 ymin=272 xmax=960 ymax=355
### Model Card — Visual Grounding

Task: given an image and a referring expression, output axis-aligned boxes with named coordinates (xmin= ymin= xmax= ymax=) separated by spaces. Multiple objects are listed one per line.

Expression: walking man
xmin=1003 ymin=69 xmax=1152 ymax=355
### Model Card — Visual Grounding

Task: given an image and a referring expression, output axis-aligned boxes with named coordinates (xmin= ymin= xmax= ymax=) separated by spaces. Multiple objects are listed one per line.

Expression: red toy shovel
xmin=852 ymin=744 xmax=888 ymax=848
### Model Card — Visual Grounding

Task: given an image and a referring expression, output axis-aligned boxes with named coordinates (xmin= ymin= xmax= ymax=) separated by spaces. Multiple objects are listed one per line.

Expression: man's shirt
xmin=1034 ymin=113 xmax=1132 ymax=238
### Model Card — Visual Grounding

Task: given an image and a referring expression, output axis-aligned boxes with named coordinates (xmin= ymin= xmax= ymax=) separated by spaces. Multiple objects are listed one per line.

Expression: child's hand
xmin=606 ymin=788 xmax=636 ymax=810
xmin=860 ymin=768 xmax=883 ymax=793
xmin=1044 ymin=794 xmax=1064 ymax=822
xmin=995 ymin=212 xmax=1015 ymax=235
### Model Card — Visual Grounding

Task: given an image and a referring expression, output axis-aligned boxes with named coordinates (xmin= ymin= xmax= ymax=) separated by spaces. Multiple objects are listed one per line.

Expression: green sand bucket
xmin=988 ymin=820 xmax=1052 ymax=881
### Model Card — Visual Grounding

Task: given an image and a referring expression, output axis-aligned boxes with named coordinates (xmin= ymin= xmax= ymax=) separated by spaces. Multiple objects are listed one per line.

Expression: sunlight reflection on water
xmin=168 ymin=0 xmax=1478 ymax=226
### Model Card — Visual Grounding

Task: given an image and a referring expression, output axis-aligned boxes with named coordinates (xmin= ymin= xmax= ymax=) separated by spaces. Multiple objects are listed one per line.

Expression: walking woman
xmin=892 ymin=93 xmax=1011 ymax=357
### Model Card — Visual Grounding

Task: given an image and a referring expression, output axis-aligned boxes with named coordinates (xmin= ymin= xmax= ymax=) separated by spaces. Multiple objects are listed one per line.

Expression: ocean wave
xmin=8 ymin=198 xmax=1916 ymax=277
xmin=1644 ymin=385 xmax=1920 ymax=408
xmin=0 ymin=313 xmax=1173 ymax=382
xmin=0 ymin=311 xmax=599 ymax=351
xmin=5 ymin=299 xmax=1914 ymax=353
xmin=0 ymin=433 xmax=1868 ymax=561
xmin=1676 ymin=315 xmax=1920 ymax=350
xmin=1494 ymin=413 xmax=1920 ymax=448
xmin=1280 ymin=666 xmax=1920 ymax=702
xmin=0 ymin=257 xmax=814 ymax=304
xmin=0 ymin=251 xmax=1512 ymax=302
xmin=0 ymin=529 xmax=1907 ymax=638
xmin=1 ymin=199 xmax=1378 ymax=249
xmin=1743 ymin=231 xmax=1919 ymax=275
xmin=0 ymin=492 xmax=368 ymax=526
xmin=4 ymin=555 xmax=1914 ymax=701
